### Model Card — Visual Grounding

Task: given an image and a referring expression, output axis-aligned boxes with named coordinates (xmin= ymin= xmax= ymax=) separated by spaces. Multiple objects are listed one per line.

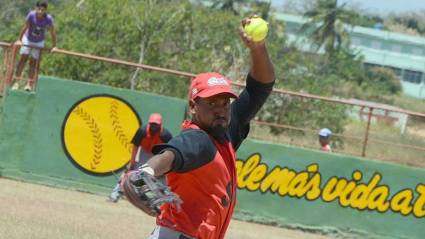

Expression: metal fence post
xmin=0 ymin=47 xmax=10 ymax=95
xmin=361 ymin=107 xmax=374 ymax=157
xmin=4 ymin=44 xmax=19 ymax=89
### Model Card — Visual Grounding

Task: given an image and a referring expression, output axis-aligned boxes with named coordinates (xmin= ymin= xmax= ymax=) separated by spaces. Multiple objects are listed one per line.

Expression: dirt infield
xmin=0 ymin=178 xmax=335 ymax=239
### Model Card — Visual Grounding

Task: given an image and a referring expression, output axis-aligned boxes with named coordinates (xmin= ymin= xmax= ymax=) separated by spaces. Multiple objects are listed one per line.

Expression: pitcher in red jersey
xmin=127 ymin=16 xmax=275 ymax=239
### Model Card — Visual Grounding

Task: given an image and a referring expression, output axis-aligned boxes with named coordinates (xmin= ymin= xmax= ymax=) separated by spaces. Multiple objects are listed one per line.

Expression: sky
xmin=271 ymin=0 xmax=425 ymax=15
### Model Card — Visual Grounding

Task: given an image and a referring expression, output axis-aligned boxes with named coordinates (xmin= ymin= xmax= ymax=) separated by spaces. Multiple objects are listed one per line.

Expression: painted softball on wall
xmin=62 ymin=94 xmax=141 ymax=175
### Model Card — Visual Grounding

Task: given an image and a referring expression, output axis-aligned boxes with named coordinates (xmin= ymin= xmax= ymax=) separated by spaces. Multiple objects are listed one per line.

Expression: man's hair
xmin=36 ymin=1 xmax=48 ymax=8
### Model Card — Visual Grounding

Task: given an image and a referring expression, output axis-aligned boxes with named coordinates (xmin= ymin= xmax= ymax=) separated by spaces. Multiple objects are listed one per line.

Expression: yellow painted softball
xmin=62 ymin=95 xmax=141 ymax=174
xmin=244 ymin=17 xmax=269 ymax=42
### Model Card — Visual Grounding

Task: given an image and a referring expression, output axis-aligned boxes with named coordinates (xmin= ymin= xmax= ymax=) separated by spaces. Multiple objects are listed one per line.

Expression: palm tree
xmin=251 ymin=0 xmax=272 ymax=19
xmin=300 ymin=0 xmax=355 ymax=56
xmin=209 ymin=0 xmax=249 ymax=15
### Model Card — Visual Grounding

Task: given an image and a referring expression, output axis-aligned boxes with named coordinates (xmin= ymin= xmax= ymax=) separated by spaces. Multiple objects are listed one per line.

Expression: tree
xmin=385 ymin=11 xmax=425 ymax=36
xmin=0 ymin=1 xmax=40 ymax=41
xmin=41 ymin=0 xmax=194 ymax=91
xmin=250 ymin=0 xmax=272 ymax=19
xmin=209 ymin=0 xmax=247 ymax=15
xmin=39 ymin=0 xmax=246 ymax=98
xmin=280 ymin=0 xmax=311 ymax=15
xmin=300 ymin=0 xmax=355 ymax=56
xmin=362 ymin=67 xmax=402 ymax=102
xmin=127 ymin=0 xmax=189 ymax=90
xmin=0 ymin=0 xmax=359 ymax=142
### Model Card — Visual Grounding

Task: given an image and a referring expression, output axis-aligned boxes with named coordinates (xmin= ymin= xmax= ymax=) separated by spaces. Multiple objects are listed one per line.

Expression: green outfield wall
xmin=0 ymin=77 xmax=423 ymax=239
xmin=235 ymin=141 xmax=425 ymax=239
xmin=0 ymin=76 xmax=186 ymax=192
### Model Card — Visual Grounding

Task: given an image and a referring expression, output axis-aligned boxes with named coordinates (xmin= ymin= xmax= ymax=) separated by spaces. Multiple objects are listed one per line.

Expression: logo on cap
xmin=192 ymin=88 xmax=198 ymax=96
xmin=207 ymin=77 xmax=228 ymax=86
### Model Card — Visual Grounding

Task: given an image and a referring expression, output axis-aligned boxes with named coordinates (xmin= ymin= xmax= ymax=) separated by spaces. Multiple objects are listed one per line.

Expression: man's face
xmin=35 ymin=6 xmax=47 ymax=18
xmin=149 ymin=123 xmax=161 ymax=135
xmin=190 ymin=93 xmax=231 ymax=136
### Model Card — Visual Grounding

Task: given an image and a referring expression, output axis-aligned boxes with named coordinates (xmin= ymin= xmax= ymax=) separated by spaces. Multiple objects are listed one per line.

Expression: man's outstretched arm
xmin=146 ymin=150 xmax=174 ymax=177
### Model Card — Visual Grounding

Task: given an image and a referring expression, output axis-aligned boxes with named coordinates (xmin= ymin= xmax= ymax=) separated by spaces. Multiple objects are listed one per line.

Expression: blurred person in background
xmin=107 ymin=113 xmax=172 ymax=203
xmin=319 ymin=128 xmax=332 ymax=152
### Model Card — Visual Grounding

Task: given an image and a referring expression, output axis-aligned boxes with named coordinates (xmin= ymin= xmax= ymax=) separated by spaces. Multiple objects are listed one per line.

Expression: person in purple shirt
xmin=13 ymin=1 xmax=57 ymax=91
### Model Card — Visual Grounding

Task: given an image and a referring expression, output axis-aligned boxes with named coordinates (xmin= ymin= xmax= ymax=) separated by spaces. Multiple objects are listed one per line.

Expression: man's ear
xmin=189 ymin=99 xmax=196 ymax=115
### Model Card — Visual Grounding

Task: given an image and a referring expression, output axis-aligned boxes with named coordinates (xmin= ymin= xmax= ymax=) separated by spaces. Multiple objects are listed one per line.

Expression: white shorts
xmin=19 ymin=35 xmax=44 ymax=59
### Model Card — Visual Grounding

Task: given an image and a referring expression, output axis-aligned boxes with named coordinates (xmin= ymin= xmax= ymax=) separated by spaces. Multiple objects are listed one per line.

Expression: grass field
xmin=0 ymin=178 xmax=335 ymax=239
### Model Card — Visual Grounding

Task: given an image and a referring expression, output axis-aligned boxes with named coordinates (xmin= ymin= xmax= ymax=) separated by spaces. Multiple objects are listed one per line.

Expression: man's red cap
xmin=148 ymin=113 xmax=162 ymax=125
xmin=188 ymin=72 xmax=238 ymax=100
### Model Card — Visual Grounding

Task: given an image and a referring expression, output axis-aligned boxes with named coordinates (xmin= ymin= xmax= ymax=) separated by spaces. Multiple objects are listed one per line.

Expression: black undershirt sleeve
xmin=152 ymin=129 xmax=216 ymax=173
xmin=131 ymin=126 xmax=147 ymax=145
xmin=229 ymin=74 xmax=274 ymax=150
xmin=160 ymin=129 xmax=173 ymax=143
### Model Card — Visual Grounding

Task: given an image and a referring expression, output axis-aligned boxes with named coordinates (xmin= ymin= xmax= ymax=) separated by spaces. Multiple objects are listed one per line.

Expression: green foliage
xmin=350 ymin=12 xmax=384 ymax=29
xmin=350 ymin=67 xmax=402 ymax=104
xmin=257 ymin=93 xmax=348 ymax=137
xmin=0 ymin=1 xmax=33 ymax=41
xmin=365 ymin=67 xmax=401 ymax=94
xmin=387 ymin=12 xmax=425 ymax=36
xmin=42 ymin=0 xmax=196 ymax=89
xmin=209 ymin=0 xmax=245 ymax=14
xmin=0 ymin=0 xmax=408 ymax=141
xmin=301 ymin=0 xmax=356 ymax=55
xmin=391 ymin=95 xmax=425 ymax=114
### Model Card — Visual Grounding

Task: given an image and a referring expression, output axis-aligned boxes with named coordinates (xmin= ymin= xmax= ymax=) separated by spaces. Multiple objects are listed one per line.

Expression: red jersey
xmin=131 ymin=125 xmax=172 ymax=153
xmin=152 ymin=74 xmax=274 ymax=239
xmin=157 ymin=122 xmax=237 ymax=239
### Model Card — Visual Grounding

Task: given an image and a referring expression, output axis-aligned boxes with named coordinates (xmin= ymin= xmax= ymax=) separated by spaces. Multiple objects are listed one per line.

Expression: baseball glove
xmin=121 ymin=165 xmax=181 ymax=217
